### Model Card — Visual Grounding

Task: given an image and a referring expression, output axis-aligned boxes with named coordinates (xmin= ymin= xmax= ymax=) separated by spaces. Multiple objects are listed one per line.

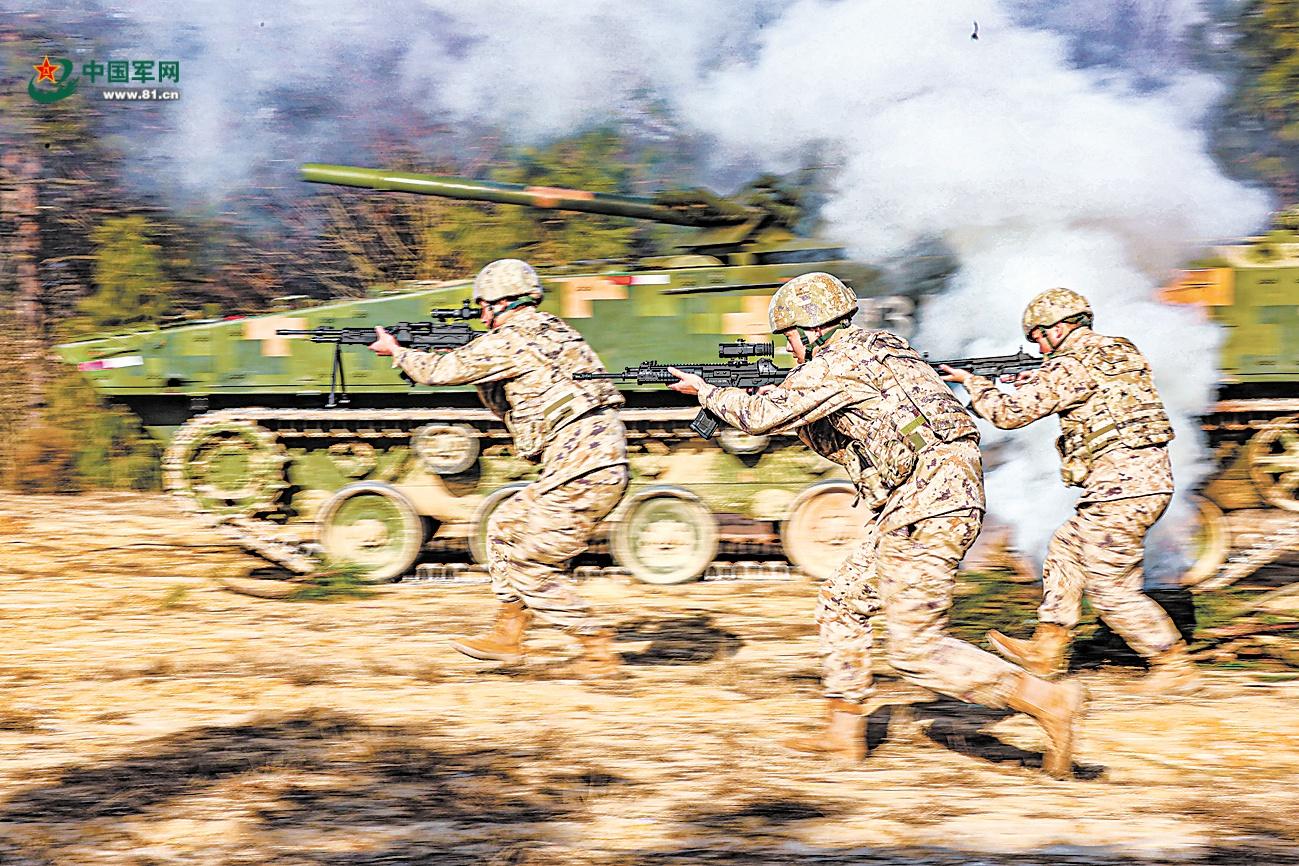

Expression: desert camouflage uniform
xmin=394 ymin=307 xmax=628 ymax=634
xmin=965 ymin=326 xmax=1180 ymax=657
xmin=699 ymin=325 xmax=1022 ymax=707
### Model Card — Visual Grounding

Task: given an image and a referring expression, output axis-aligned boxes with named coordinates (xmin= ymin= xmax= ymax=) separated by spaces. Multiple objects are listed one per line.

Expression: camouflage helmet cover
xmin=768 ymin=272 xmax=858 ymax=332
xmin=472 ymin=258 xmax=544 ymax=304
xmin=1022 ymin=287 xmax=1092 ymax=337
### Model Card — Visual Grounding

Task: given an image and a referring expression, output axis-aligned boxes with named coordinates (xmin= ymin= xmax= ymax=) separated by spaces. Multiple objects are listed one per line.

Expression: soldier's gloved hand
xmin=369 ymin=326 xmax=401 ymax=357
xmin=668 ymin=367 xmax=707 ymax=396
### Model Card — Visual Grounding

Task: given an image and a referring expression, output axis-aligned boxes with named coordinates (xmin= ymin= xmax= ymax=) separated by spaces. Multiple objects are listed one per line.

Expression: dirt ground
xmin=2 ymin=493 xmax=1298 ymax=865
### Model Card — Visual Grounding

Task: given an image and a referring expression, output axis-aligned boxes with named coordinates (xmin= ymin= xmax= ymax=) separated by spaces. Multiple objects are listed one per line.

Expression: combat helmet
xmin=1022 ymin=288 xmax=1093 ymax=339
xmin=768 ymin=272 xmax=858 ymax=332
xmin=472 ymin=258 xmax=544 ymax=305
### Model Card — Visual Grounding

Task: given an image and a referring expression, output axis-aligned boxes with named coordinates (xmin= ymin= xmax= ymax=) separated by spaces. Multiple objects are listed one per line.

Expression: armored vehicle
xmin=1160 ymin=230 xmax=1299 ymax=589
xmin=57 ymin=164 xmax=945 ymax=584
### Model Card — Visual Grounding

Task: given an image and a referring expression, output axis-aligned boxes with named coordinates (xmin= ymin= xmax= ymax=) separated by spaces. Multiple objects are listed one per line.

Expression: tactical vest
xmin=829 ymin=329 xmax=979 ymax=491
xmin=477 ymin=310 xmax=624 ymax=460
xmin=1052 ymin=330 xmax=1174 ymax=485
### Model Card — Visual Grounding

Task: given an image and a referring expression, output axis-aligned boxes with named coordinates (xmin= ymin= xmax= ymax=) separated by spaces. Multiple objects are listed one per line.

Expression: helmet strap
xmin=799 ymin=321 xmax=847 ymax=358
xmin=502 ymin=296 xmax=538 ymax=313
xmin=484 ymin=296 xmax=537 ymax=327
xmin=794 ymin=327 xmax=813 ymax=354
xmin=1040 ymin=315 xmax=1089 ymax=354
xmin=809 ymin=322 xmax=845 ymax=353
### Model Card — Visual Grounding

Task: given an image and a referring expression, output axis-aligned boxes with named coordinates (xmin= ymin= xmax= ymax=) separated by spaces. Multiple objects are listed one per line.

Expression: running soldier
xmin=941 ymin=288 xmax=1201 ymax=696
xmin=369 ymin=259 xmax=628 ymax=676
xmin=669 ymin=272 xmax=1086 ymax=779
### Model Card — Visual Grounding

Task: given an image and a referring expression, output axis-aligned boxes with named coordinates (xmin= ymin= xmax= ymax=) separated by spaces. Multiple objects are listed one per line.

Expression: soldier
xmin=669 ymin=272 xmax=1086 ymax=779
xmin=369 ymin=259 xmax=628 ymax=677
xmin=940 ymin=288 xmax=1201 ymax=696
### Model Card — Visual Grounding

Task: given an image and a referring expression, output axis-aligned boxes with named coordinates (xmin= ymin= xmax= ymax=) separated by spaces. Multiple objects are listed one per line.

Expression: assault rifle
xmin=925 ymin=350 xmax=1043 ymax=380
xmin=278 ymin=301 xmax=482 ymax=407
xmin=575 ymin=339 xmax=790 ymax=439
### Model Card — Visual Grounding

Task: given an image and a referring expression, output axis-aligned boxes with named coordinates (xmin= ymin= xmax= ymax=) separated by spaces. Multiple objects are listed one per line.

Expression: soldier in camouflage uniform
xmin=369 ymin=259 xmax=628 ymax=676
xmin=941 ymin=288 xmax=1201 ymax=696
xmin=670 ymin=273 xmax=1086 ymax=779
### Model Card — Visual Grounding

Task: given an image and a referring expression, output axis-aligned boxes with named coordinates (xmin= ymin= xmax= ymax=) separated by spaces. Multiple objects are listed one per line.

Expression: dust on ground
xmin=1 ymin=493 xmax=1298 ymax=865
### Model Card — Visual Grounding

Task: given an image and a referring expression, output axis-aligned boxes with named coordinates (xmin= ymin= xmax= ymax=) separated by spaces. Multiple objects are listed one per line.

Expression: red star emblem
xmin=33 ymin=56 xmax=59 ymax=84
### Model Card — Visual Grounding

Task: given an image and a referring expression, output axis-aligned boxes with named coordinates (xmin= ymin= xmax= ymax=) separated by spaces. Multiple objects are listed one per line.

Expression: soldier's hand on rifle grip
xmin=369 ymin=326 xmax=401 ymax=357
xmin=667 ymin=367 xmax=707 ymax=396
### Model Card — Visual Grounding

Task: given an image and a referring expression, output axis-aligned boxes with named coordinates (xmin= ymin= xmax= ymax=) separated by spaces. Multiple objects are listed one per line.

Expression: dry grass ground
xmin=1 ymin=493 xmax=1297 ymax=865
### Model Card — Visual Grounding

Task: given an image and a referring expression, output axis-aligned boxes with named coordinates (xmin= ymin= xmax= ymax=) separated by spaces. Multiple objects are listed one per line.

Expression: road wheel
xmin=610 ymin=486 xmax=718 ymax=585
xmin=316 ymin=482 xmax=424 ymax=582
xmin=1247 ymin=414 xmax=1299 ymax=511
xmin=1180 ymin=495 xmax=1231 ymax=588
xmin=781 ymin=481 xmax=871 ymax=580
xmin=165 ymin=417 xmax=288 ymax=518
xmin=412 ymin=424 xmax=481 ymax=475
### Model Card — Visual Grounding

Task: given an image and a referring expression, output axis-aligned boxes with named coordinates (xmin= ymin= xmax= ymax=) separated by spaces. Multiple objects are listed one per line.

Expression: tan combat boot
xmin=1141 ymin=642 xmax=1203 ymax=696
xmin=570 ymin=628 xmax=622 ymax=679
xmin=449 ymin=600 xmax=532 ymax=663
xmin=1006 ymin=672 xmax=1086 ymax=780
xmin=781 ymin=699 xmax=868 ymax=762
xmin=987 ymin=623 xmax=1071 ymax=677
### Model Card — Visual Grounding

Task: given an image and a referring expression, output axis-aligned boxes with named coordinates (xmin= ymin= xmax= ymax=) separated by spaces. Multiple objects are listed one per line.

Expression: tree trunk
xmin=0 ymin=150 xmax=46 ymax=486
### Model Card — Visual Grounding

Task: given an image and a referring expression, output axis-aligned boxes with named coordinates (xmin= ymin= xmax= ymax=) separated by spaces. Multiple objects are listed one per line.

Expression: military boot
xmin=1141 ymin=642 xmax=1203 ymax=696
xmin=781 ymin=699 xmax=868 ymax=762
xmin=570 ymin=628 xmax=622 ymax=679
xmin=987 ymin=623 xmax=1071 ymax=677
xmin=449 ymin=600 xmax=531 ymax=663
xmin=1006 ymin=672 xmax=1086 ymax=780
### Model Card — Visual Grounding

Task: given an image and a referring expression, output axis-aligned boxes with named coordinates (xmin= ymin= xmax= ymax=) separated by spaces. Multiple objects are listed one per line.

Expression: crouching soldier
xmin=670 ymin=272 xmax=1086 ymax=779
xmin=369 ymin=259 xmax=628 ymax=677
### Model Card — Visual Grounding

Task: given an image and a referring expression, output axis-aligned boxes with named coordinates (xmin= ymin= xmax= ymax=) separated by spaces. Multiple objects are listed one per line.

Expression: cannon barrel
xmin=301 ymin=164 xmax=758 ymax=229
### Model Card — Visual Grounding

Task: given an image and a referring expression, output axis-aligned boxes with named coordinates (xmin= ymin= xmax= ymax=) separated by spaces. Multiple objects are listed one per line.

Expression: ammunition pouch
xmin=844 ymin=443 xmax=891 ymax=510
xmin=507 ymin=386 xmax=605 ymax=460
xmin=1054 ymin=433 xmax=1090 ymax=486
xmin=852 ymin=412 xmax=922 ymax=490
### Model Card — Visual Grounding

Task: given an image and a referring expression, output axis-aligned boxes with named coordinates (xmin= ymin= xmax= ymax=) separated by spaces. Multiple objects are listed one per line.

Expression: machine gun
xmin=574 ymin=339 xmax=790 ymax=439
xmin=277 ymin=302 xmax=481 ymax=407
xmin=925 ymin=350 xmax=1044 ymax=380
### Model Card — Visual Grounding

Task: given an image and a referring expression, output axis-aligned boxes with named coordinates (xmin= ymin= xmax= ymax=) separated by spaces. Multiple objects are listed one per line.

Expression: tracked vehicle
xmin=57 ymin=165 xmax=947 ymax=584
xmin=1160 ymin=230 xmax=1299 ymax=591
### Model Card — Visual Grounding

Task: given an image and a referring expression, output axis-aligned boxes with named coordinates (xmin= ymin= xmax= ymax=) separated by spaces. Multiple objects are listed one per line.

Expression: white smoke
xmin=39 ymin=0 xmax=780 ymax=196
xmin=917 ymin=228 xmax=1227 ymax=576
xmin=395 ymin=1 xmax=783 ymax=142
xmin=662 ymin=0 xmax=1268 ymax=573
xmin=28 ymin=0 xmax=1273 ymax=575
